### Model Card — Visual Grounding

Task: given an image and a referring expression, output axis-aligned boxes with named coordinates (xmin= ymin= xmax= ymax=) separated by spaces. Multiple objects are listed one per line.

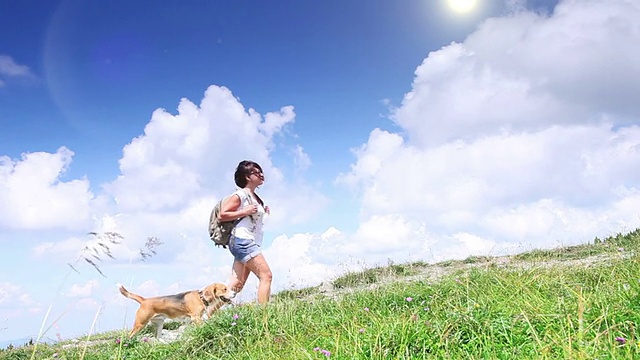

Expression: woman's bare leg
xmin=229 ymin=260 xmax=250 ymax=294
xmin=244 ymin=254 xmax=273 ymax=304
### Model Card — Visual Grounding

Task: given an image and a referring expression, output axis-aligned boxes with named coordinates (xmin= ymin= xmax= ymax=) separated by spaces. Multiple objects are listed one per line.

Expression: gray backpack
xmin=208 ymin=199 xmax=242 ymax=248
xmin=208 ymin=191 xmax=254 ymax=248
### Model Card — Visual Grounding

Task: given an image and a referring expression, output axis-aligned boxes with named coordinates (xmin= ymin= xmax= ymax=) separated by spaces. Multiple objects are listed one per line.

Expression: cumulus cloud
xmin=0 ymin=147 xmax=93 ymax=230
xmin=66 ymin=280 xmax=99 ymax=298
xmin=292 ymin=145 xmax=312 ymax=171
xmin=0 ymin=55 xmax=33 ymax=88
xmin=0 ymin=282 xmax=34 ymax=307
xmin=338 ymin=0 xmax=640 ymax=262
xmin=394 ymin=0 xmax=640 ymax=147
xmin=109 ymin=85 xmax=306 ymax=214
xmin=3 ymin=85 xmax=327 ymax=278
xmin=266 ymin=233 xmax=336 ymax=289
xmin=103 ymin=85 xmax=327 ymax=247
xmin=0 ymin=55 xmax=32 ymax=79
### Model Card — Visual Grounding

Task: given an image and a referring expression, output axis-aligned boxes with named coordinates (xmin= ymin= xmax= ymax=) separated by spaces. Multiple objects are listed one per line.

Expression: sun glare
xmin=447 ymin=0 xmax=478 ymax=14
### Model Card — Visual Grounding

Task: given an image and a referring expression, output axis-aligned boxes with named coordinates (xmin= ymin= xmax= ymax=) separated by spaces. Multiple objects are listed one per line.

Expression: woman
xmin=219 ymin=160 xmax=272 ymax=304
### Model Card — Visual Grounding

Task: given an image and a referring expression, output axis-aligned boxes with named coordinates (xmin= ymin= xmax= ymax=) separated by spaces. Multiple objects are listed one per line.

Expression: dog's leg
xmin=129 ymin=308 xmax=153 ymax=338
xmin=150 ymin=317 xmax=164 ymax=338
xmin=206 ymin=300 xmax=226 ymax=318
xmin=190 ymin=309 xmax=204 ymax=325
xmin=129 ymin=322 xmax=146 ymax=338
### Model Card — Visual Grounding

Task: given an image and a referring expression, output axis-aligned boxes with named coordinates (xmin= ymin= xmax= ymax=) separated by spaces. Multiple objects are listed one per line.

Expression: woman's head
xmin=234 ymin=160 xmax=264 ymax=188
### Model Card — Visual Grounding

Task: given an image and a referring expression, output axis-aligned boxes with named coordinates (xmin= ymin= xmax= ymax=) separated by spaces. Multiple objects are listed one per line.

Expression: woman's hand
xmin=244 ymin=204 xmax=258 ymax=215
xmin=265 ymin=205 xmax=270 ymax=215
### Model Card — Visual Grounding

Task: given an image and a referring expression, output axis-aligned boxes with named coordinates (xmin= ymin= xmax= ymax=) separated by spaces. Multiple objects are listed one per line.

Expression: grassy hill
xmin=3 ymin=229 xmax=640 ymax=359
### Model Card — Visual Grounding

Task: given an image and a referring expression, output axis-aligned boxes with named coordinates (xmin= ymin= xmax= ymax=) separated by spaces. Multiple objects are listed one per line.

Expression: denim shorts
xmin=229 ymin=235 xmax=262 ymax=264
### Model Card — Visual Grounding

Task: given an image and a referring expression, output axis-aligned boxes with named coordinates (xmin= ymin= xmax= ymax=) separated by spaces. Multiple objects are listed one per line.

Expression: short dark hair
xmin=234 ymin=160 xmax=265 ymax=206
xmin=234 ymin=160 xmax=262 ymax=187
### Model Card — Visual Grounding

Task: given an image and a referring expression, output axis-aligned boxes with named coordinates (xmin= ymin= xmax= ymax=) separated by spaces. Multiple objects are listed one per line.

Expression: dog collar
xmin=198 ymin=291 xmax=210 ymax=306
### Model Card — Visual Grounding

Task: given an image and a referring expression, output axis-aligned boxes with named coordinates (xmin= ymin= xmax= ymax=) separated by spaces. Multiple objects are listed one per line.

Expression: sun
xmin=446 ymin=0 xmax=478 ymax=14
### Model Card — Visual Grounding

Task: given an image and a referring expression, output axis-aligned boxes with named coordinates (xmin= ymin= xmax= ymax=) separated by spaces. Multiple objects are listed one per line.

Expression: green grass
xmin=332 ymin=263 xmax=422 ymax=289
xmin=3 ymin=229 xmax=640 ymax=359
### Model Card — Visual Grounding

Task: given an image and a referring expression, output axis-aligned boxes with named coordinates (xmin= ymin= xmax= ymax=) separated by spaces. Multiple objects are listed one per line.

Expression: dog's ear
xmin=203 ymin=289 xmax=214 ymax=301
xmin=210 ymin=284 xmax=222 ymax=296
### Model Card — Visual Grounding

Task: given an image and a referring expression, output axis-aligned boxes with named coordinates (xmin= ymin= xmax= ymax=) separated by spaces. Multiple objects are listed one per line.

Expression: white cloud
xmin=0 ymin=55 xmax=32 ymax=78
xmin=0 ymin=282 xmax=34 ymax=307
xmin=266 ymin=233 xmax=335 ymax=289
xmin=292 ymin=145 xmax=311 ymax=171
xmin=0 ymin=147 xmax=94 ymax=230
xmin=17 ymin=85 xmax=327 ymax=264
xmin=104 ymin=85 xmax=328 ymax=242
xmin=108 ymin=85 xmax=301 ymax=214
xmin=66 ymin=280 xmax=99 ymax=298
xmin=394 ymin=0 xmax=640 ymax=147
xmin=338 ymin=0 xmax=640 ymax=261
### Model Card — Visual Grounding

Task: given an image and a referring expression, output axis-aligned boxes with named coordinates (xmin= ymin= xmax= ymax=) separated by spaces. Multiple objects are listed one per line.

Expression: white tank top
xmin=232 ymin=189 xmax=265 ymax=244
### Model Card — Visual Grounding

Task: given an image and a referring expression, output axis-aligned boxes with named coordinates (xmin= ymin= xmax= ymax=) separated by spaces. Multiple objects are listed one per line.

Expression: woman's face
xmin=246 ymin=168 xmax=264 ymax=186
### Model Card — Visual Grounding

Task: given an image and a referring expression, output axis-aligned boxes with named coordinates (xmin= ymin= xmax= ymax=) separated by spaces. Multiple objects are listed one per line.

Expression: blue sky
xmin=2 ymin=0 xmax=640 ymax=346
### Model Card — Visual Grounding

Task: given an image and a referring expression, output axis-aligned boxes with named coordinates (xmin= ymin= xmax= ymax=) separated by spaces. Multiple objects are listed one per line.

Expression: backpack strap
xmin=241 ymin=189 xmax=258 ymax=230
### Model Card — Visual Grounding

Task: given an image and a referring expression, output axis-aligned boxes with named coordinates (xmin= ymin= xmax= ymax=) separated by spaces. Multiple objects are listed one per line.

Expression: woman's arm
xmin=218 ymin=194 xmax=256 ymax=222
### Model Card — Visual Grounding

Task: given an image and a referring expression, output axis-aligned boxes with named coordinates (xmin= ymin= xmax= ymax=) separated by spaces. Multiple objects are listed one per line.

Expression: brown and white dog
xmin=117 ymin=282 xmax=233 ymax=338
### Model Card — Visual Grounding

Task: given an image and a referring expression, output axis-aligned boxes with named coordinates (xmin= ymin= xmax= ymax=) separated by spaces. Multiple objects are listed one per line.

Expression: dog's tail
xmin=117 ymin=283 xmax=145 ymax=304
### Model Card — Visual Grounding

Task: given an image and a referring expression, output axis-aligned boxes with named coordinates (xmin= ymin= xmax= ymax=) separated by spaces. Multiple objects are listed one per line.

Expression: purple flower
xmin=313 ymin=347 xmax=320 ymax=351
xmin=359 ymin=328 xmax=365 ymax=333
xmin=141 ymin=337 xmax=149 ymax=343
xmin=321 ymin=349 xmax=331 ymax=357
xmin=364 ymin=307 xmax=370 ymax=312
xmin=406 ymin=297 xmax=413 ymax=302
xmin=615 ymin=337 xmax=626 ymax=345
xmin=115 ymin=338 xmax=121 ymax=344
xmin=233 ymin=313 xmax=239 ymax=320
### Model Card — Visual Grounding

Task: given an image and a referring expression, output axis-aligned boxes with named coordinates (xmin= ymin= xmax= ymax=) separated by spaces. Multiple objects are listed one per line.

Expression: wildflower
xmin=616 ymin=337 xmax=626 ymax=345
xmin=359 ymin=328 xmax=365 ymax=333
xmin=420 ymin=300 xmax=425 ymax=305
xmin=364 ymin=307 xmax=370 ymax=312
xmin=424 ymin=307 xmax=430 ymax=311
xmin=618 ymin=247 xmax=624 ymax=252
xmin=313 ymin=347 xmax=320 ymax=351
xmin=142 ymin=337 xmax=149 ymax=343
xmin=406 ymin=297 xmax=413 ymax=302
xmin=231 ymin=322 xmax=237 ymax=326
xmin=233 ymin=313 xmax=239 ymax=320
xmin=321 ymin=349 xmax=331 ymax=357
xmin=52 ymin=354 xmax=58 ymax=359
xmin=115 ymin=338 xmax=121 ymax=344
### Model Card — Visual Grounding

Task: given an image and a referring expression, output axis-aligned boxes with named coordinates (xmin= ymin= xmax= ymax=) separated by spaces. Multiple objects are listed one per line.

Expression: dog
xmin=117 ymin=282 xmax=233 ymax=338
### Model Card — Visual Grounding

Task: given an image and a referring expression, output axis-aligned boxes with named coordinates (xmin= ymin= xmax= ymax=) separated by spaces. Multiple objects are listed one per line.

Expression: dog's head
xmin=201 ymin=283 xmax=233 ymax=304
